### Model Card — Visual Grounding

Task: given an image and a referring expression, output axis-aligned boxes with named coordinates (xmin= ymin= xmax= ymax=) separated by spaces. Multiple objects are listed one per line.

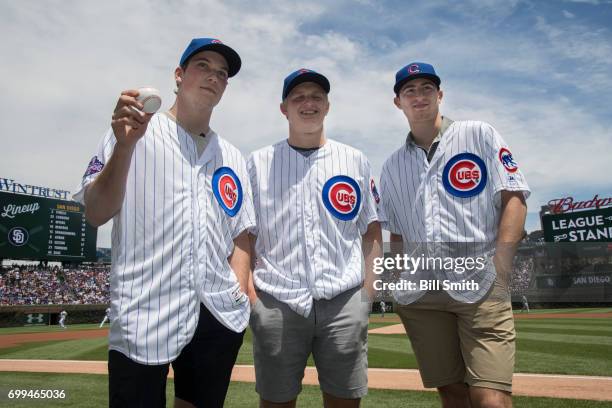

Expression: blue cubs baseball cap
xmin=282 ymin=68 xmax=330 ymax=100
xmin=394 ymin=62 xmax=441 ymax=95
xmin=180 ymin=38 xmax=241 ymax=77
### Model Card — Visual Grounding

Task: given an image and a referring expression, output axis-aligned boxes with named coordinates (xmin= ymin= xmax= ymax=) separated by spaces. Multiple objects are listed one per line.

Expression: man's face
xmin=394 ymin=78 xmax=443 ymax=123
xmin=280 ymin=82 xmax=330 ymax=133
xmin=175 ymin=50 xmax=229 ymax=108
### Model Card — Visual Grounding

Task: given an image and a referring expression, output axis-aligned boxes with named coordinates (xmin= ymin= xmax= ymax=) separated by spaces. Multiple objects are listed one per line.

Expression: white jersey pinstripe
xmin=378 ymin=120 xmax=530 ymax=304
xmin=248 ymin=139 xmax=378 ymax=317
xmin=73 ymin=113 xmax=256 ymax=364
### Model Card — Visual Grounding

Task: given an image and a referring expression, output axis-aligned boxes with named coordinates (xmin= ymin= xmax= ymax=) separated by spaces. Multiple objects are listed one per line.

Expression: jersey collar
xmin=405 ymin=116 xmax=454 ymax=151
xmin=198 ymin=129 xmax=219 ymax=166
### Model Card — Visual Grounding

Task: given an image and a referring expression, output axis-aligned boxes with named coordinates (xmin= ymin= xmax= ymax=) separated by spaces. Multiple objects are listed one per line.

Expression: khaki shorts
xmin=395 ymin=279 xmax=515 ymax=392
xmin=250 ymin=286 xmax=369 ymax=403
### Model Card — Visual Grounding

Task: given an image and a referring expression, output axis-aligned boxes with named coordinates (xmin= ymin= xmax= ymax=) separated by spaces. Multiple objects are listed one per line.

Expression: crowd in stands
xmin=0 ymin=264 xmax=110 ymax=305
xmin=2 ymin=252 xmax=608 ymax=305
xmin=510 ymin=257 xmax=534 ymax=294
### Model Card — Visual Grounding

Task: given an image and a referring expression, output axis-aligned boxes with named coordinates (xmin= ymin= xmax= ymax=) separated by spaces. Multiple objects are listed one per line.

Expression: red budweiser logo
xmin=548 ymin=195 xmax=612 ymax=214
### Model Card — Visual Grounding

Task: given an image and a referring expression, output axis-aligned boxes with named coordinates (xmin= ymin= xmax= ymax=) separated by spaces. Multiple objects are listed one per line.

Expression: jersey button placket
xmin=423 ymin=167 xmax=435 ymax=242
xmin=188 ymin=164 xmax=200 ymax=294
xmin=431 ymin=172 xmax=442 ymax=242
xmin=195 ymin=170 xmax=208 ymax=290
xmin=302 ymin=157 xmax=318 ymax=297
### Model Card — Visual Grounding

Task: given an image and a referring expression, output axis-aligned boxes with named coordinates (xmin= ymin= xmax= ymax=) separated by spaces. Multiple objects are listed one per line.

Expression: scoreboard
xmin=0 ymin=191 xmax=97 ymax=261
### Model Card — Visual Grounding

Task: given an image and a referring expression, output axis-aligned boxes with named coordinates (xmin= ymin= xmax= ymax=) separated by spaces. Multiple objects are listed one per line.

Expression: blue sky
xmin=1 ymin=0 xmax=611 ymax=246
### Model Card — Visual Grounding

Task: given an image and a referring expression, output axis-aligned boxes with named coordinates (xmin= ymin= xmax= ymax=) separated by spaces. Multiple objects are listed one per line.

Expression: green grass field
xmin=0 ymin=308 xmax=611 ymax=407
xmin=1 ymin=373 xmax=612 ymax=408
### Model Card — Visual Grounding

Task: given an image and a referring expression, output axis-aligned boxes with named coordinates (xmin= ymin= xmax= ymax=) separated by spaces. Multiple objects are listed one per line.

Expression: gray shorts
xmin=250 ymin=286 xmax=369 ymax=403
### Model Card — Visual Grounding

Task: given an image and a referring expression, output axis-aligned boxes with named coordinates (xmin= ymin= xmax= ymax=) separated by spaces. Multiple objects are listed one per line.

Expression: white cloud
xmin=562 ymin=9 xmax=576 ymax=18
xmin=562 ymin=0 xmax=610 ymax=4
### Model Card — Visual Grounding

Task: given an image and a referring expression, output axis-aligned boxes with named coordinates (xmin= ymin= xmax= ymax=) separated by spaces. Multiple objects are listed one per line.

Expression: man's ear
xmin=175 ymin=66 xmax=184 ymax=88
xmin=280 ymin=101 xmax=288 ymax=118
xmin=393 ymin=95 xmax=401 ymax=109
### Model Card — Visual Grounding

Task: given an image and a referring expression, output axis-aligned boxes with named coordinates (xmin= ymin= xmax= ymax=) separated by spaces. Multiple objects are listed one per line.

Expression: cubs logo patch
xmin=442 ymin=153 xmax=487 ymax=198
xmin=370 ymin=178 xmax=380 ymax=204
xmin=83 ymin=156 xmax=104 ymax=178
xmin=322 ymin=175 xmax=361 ymax=221
xmin=212 ymin=167 xmax=243 ymax=217
xmin=498 ymin=148 xmax=518 ymax=173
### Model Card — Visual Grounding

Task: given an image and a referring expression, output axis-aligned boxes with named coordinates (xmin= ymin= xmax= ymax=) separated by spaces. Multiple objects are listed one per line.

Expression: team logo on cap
xmin=212 ymin=167 xmax=243 ymax=217
xmin=498 ymin=148 xmax=518 ymax=173
xmin=211 ymin=39 xmax=222 ymax=44
xmin=370 ymin=178 xmax=380 ymax=204
xmin=408 ymin=64 xmax=420 ymax=74
xmin=442 ymin=153 xmax=487 ymax=198
xmin=322 ymin=175 xmax=361 ymax=221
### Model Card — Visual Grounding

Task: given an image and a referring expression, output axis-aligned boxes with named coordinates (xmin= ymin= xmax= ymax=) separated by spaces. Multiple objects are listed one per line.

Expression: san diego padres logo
xmin=442 ymin=153 xmax=487 ymax=198
xmin=322 ymin=175 xmax=361 ymax=221
xmin=8 ymin=226 xmax=29 ymax=247
xmin=212 ymin=167 xmax=243 ymax=217
xmin=498 ymin=148 xmax=518 ymax=173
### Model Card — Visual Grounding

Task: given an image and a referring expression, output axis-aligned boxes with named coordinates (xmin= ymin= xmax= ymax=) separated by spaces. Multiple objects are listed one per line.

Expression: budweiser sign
xmin=548 ymin=195 xmax=612 ymax=214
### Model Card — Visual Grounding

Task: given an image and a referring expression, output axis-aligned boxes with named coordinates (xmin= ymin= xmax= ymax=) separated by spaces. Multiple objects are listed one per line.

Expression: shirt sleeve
xmin=482 ymin=123 xmax=530 ymax=200
xmin=72 ymin=128 xmax=116 ymax=204
xmin=230 ymin=153 xmax=257 ymax=240
xmin=356 ymin=154 xmax=379 ymax=235
xmin=378 ymin=161 xmax=402 ymax=235
xmin=245 ymin=153 xmax=259 ymax=236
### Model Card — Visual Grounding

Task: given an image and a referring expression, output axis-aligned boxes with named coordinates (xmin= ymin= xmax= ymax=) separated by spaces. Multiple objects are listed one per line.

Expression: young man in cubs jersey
xmin=73 ymin=38 xmax=255 ymax=408
xmin=379 ymin=62 xmax=529 ymax=408
xmin=247 ymin=69 xmax=382 ymax=408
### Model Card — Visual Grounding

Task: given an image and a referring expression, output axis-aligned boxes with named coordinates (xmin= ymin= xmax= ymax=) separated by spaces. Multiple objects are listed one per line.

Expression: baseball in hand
xmin=136 ymin=87 xmax=162 ymax=114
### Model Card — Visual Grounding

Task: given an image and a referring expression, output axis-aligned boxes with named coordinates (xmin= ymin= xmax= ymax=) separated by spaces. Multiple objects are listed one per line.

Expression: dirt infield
xmin=369 ymin=324 xmax=407 ymax=334
xmin=0 ymin=328 xmax=108 ymax=349
xmin=1 ymin=360 xmax=611 ymax=401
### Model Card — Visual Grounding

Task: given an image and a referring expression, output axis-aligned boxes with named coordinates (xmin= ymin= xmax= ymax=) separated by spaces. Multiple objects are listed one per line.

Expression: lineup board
xmin=0 ymin=191 xmax=97 ymax=261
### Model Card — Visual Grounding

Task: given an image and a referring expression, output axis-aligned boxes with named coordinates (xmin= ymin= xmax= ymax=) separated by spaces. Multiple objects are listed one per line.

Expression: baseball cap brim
xmin=283 ymin=72 xmax=330 ymax=100
xmin=180 ymin=43 xmax=242 ymax=78
xmin=394 ymin=73 xmax=441 ymax=95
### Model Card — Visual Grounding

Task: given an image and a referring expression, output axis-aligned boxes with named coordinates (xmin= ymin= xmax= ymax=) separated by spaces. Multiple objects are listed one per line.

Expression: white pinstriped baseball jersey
xmin=248 ymin=139 xmax=378 ymax=317
xmin=73 ymin=113 xmax=256 ymax=364
xmin=379 ymin=120 xmax=530 ymax=304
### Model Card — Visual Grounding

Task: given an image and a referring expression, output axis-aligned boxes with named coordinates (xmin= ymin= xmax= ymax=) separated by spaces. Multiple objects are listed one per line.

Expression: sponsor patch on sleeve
xmin=370 ymin=178 xmax=380 ymax=204
xmin=498 ymin=148 xmax=518 ymax=173
xmin=83 ymin=156 xmax=104 ymax=178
